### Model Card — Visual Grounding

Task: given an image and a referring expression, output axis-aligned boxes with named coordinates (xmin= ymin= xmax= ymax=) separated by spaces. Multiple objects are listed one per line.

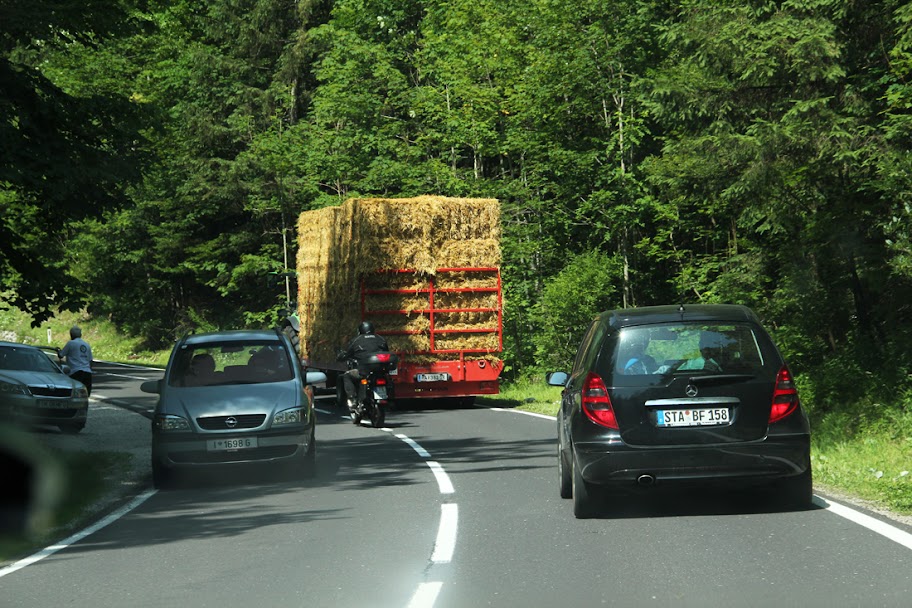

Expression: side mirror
xmin=305 ymin=371 xmax=327 ymax=386
xmin=140 ymin=380 xmax=162 ymax=394
xmin=546 ymin=371 xmax=569 ymax=387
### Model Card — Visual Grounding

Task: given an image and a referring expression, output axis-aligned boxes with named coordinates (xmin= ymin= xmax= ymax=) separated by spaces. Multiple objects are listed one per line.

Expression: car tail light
xmin=582 ymin=372 xmax=618 ymax=429
xmin=769 ymin=366 xmax=800 ymax=423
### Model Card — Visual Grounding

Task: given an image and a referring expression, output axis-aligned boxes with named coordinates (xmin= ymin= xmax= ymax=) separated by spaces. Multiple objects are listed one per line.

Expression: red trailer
xmin=361 ymin=267 xmax=504 ymax=402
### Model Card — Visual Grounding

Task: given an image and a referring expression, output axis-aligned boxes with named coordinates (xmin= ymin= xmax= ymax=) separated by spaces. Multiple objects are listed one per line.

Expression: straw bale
xmin=296 ymin=196 xmax=501 ymax=363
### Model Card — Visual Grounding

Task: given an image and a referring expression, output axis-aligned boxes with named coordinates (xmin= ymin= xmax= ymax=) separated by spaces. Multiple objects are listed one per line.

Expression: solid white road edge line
xmin=814 ymin=496 xmax=912 ymax=551
xmin=0 ymin=488 xmax=157 ymax=579
xmin=491 ymin=405 xmax=912 ymax=551
xmin=490 ymin=406 xmax=556 ymax=421
xmin=431 ymin=503 xmax=458 ymax=563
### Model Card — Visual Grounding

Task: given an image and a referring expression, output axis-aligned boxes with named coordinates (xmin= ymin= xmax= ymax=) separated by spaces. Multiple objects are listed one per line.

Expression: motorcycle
xmin=344 ymin=352 xmax=399 ymax=427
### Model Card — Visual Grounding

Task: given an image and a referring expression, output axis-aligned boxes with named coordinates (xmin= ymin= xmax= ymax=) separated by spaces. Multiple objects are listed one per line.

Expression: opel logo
xmin=685 ymin=384 xmax=698 ymax=398
xmin=225 ymin=416 xmax=238 ymax=429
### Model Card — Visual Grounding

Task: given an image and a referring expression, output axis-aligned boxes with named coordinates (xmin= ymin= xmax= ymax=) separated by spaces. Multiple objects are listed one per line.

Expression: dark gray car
xmin=0 ymin=341 xmax=89 ymax=433
xmin=547 ymin=305 xmax=811 ymax=518
xmin=142 ymin=329 xmax=326 ymax=488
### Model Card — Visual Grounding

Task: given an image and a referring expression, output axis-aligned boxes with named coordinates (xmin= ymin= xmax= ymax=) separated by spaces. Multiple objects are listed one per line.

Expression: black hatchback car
xmin=547 ymin=304 xmax=811 ymax=518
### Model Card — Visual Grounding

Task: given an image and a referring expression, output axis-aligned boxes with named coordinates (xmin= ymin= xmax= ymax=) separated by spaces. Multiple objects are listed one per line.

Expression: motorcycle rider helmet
xmin=358 ymin=321 xmax=375 ymax=335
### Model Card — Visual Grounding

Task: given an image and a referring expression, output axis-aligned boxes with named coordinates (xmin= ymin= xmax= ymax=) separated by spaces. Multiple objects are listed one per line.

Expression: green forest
xmin=3 ymin=0 xmax=912 ymax=435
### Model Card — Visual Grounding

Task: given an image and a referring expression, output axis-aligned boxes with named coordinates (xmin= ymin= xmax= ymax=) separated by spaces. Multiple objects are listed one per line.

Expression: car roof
xmin=180 ymin=329 xmax=282 ymax=346
xmin=600 ymin=304 xmax=761 ymax=329
xmin=0 ymin=341 xmax=40 ymax=350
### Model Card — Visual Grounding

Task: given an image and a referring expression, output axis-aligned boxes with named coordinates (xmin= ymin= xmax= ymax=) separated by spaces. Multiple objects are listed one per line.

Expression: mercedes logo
xmin=685 ymin=384 xmax=698 ymax=398
xmin=225 ymin=416 xmax=238 ymax=429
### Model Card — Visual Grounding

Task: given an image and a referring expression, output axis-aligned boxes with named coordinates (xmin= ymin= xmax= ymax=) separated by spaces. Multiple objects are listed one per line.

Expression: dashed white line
xmin=407 ymin=582 xmax=444 ymax=608
xmin=426 ymin=461 xmax=455 ymax=494
xmin=431 ymin=503 xmax=458 ymax=563
xmin=394 ymin=432 xmax=432 ymax=458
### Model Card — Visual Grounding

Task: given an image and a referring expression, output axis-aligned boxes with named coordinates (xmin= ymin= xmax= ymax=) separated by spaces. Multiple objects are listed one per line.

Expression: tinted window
xmin=571 ymin=319 xmax=609 ymax=376
xmin=169 ymin=340 xmax=293 ymax=387
xmin=612 ymin=323 xmax=766 ymax=377
xmin=0 ymin=346 xmax=60 ymax=373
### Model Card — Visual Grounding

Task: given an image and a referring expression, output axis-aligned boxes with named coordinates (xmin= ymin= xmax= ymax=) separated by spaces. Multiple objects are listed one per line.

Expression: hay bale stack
xmin=296 ymin=196 xmax=501 ymax=363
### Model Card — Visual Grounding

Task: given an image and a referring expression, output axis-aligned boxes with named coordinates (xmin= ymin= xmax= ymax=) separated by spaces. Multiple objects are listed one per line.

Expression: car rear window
xmin=611 ymin=323 xmax=766 ymax=379
xmin=169 ymin=340 xmax=294 ymax=387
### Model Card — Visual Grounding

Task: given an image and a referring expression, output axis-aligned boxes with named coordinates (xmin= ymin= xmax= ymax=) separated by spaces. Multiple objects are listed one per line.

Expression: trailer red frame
xmin=361 ymin=267 xmax=504 ymax=400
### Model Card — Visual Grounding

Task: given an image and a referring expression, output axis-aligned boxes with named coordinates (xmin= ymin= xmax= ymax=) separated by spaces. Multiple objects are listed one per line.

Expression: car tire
xmin=558 ymin=441 xmax=572 ymax=499
xmin=776 ymin=468 xmax=813 ymax=509
xmin=294 ymin=429 xmax=317 ymax=479
xmin=60 ymin=423 xmax=85 ymax=434
xmin=572 ymin=455 xmax=600 ymax=519
xmin=152 ymin=461 xmax=172 ymax=490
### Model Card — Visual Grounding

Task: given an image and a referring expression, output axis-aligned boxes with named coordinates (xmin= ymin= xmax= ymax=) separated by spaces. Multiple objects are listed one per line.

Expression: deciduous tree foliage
xmin=5 ymin=0 xmax=912 ymax=412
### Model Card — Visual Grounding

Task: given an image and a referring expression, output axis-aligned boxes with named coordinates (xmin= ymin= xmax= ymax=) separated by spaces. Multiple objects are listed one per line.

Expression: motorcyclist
xmin=338 ymin=321 xmax=390 ymax=411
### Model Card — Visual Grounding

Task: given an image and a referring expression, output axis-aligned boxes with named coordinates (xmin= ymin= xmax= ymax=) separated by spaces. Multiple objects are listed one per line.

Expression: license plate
xmin=416 ymin=373 xmax=449 ymax=382
xmin=36 ymin=399 xmax=72 ymax=409
xmin=207 ymin=437 xmax=258 ymax=451
xmin=655 ymin=408 xmax=730 ymax=427
xmin=373 ymin=386 xmax=388 ymax=399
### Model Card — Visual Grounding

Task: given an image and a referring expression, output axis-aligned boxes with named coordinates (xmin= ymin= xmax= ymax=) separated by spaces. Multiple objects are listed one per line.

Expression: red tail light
xmin=376 ymin=377 xmax=387 ymax=386
xmin=769 ymin=366 xmax=800 ymax=423
xmin=582 ymin=372 xmax=618 ymax=429
xmin=375 ymin=353 xmax=391 ymax=362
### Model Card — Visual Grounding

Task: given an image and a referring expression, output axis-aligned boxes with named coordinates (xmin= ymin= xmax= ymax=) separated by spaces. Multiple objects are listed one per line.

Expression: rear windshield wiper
xmin=688 ymin=373 xmax=755 ymax=385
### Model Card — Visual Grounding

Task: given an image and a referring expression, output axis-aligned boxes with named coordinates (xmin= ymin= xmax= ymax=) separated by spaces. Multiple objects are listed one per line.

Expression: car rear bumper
xmin=152 ymin=424 xmax=313 ymax=469
xmin=574 ymin=433 xmax=810 ymax=488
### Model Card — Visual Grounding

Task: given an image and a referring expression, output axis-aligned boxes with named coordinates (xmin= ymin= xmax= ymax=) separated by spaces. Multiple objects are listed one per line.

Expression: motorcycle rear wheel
xmin=368 ymin=401 xmax=385 ymax=428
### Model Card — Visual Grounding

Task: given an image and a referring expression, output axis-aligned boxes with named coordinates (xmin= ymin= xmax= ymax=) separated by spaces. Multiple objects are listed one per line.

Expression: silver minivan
xmin=142 ymin=329 xmax=325 ymax=488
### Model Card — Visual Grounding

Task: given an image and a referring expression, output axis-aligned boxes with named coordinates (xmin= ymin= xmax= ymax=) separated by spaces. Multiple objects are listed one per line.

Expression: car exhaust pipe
xmin=637 ymin=474 xmax=656 ymax=487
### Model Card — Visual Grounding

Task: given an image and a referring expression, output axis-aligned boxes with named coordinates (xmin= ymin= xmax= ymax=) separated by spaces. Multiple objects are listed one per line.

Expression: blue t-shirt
xmin=60 ymin=338 xmax=93 ymax=374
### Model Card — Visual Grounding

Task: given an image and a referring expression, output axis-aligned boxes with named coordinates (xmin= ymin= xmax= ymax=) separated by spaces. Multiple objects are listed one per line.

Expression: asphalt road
xmin=2 ymin=362 xmax=911 ymax=607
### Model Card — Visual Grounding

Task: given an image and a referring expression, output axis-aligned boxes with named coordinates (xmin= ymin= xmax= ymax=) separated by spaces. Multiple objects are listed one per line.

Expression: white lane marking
xmin=407 ymin=582 xmax=443 ymax=608
xmin=490 ymin=406 xmax=556 ymax=421
xmin=491 ymin=405 xmax=912 ymax=552
xmin=394 ymin=433 xmax=431 ymax=458
xmin=99 ymin=372 xmax=150 ymax=381
xmin=95 ymin=360 xmax=161 ymax=370
xmin=814 ymin=496 xmax=912 ymax=551
xmin=431 ymin=503 xmax=458 ymax=563
xmin=426 ymin=461 xmax=455 ymax=495
xmin=320 ymin=408 xmax=456 ymax=608
xmin=0 ymin=488 xmax=157 ymax=578
xmin=315 ymin=407 xmax=334 ymax=415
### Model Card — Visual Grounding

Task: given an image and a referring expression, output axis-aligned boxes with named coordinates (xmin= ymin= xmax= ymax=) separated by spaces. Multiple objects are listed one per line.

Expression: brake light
xmin=769 ymin=366 xmax=800 ymax=423
xmin=581 ymin=372 xmax=618 ymax=429
xmin=375 ymin=353 xmax=391 ymax=362
xmin=376 ymin=377 xmax=387 ymax=386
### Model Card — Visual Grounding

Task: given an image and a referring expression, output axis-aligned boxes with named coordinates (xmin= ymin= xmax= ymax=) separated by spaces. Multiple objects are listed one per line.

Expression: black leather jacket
xmin=341 ymin=333 xmax=390 ymax=365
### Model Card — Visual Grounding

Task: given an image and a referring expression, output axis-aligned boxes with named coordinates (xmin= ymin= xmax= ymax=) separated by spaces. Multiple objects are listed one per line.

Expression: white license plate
xmin=373 ymin=386 xmax=388 ymax=399
xmin=36 ymin=399 xmax=72 ymax=408
xmin=207 ymin=437 xmax=258 ymax=451
xmin=416 ymin=373 xmax=449 ymax=383
xmin=656 ymin=408 xmax=730 ymax=427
